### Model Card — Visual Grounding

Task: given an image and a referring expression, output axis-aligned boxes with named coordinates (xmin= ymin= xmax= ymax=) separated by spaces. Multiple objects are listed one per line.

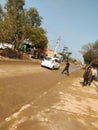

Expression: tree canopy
xmin=0 ymin=0 xmax=48 ymax=50
xmin=81 ymin=41 xmax=98 ymax=64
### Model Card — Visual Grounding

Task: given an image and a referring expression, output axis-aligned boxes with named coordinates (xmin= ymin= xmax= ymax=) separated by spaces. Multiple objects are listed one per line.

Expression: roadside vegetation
xmin=0 ymin=0 xmax=48 ymax=59
xmin=0 ymin=0 xmax=98 ymax=64
xmin=80 ymin=40 xmax=98 ymax=64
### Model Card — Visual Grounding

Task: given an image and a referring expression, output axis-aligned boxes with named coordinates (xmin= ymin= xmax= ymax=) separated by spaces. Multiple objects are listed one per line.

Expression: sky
xmin=1 ymin=0 xmax=98 ymax=62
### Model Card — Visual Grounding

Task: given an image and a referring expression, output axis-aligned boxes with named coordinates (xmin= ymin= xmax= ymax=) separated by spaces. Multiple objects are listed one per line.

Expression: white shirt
xmin=91 ymin=68 xmax=97 ymax=76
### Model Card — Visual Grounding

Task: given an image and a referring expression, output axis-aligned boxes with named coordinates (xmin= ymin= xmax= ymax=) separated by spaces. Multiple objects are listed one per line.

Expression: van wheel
xmin=52 ymin=66 xmax=54 ymax=70
xmin=58 ymin=66 xmax=60 ymax=70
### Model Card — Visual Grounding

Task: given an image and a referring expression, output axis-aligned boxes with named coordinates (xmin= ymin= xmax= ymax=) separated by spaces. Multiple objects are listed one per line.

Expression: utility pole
xmin=54 ymin=37 xmax=61 ymax=53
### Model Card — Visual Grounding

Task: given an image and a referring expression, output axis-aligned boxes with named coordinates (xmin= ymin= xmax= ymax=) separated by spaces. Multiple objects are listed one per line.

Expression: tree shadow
xmin=79 ymin=78 xmax=84 ymax=87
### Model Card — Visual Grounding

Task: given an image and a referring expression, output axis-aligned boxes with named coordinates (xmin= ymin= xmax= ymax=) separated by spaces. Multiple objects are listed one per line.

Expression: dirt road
xmin=0 ymin=60 xmax=98 ymax=130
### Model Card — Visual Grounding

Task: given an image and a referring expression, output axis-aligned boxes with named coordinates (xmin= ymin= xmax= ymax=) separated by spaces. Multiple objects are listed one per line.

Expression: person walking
xmin=83 ymin=65 xmax=92 ymax=86
xmin=61 ymin=61 xmax=70 ymax=76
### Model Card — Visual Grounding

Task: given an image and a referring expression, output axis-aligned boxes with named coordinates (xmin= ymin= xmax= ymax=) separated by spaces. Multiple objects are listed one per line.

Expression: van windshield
xmin=45 ymin=56 xmax=51 ymax=61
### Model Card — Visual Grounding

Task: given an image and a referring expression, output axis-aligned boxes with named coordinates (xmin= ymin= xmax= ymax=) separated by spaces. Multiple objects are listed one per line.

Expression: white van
xmin=41 ymin=56 xmax=60 ymax=70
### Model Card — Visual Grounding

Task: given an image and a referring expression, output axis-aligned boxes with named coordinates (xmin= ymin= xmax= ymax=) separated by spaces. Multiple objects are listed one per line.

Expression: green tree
xmin=93 ymin=40 xmax=98 ymax=57
xmin=81 ymin=43 xmax=96 ymax=64
xmin=0 ymin=4 xmax=4 ymax=21
xmin=0 ymin=0 xmax=48 ymax=51
xmin=4 ymin=0 xmax=25 ymax=49
xmin=83 ymin=50 xmax=95 ymax=64
xmin=0 ymin=4 xmax=6 ymax=42
xmin=24 ymin=26 xmax=48 ymax=50
xmin=26 ymin=8 xmax=42 ymax=27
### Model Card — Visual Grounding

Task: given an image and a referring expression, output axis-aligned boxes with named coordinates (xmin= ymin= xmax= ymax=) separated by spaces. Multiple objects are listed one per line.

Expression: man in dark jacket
xmin=61 ymin=61 xmax=70 ymax=76
xmin=83 ymin=66 xmax=92 ymax=86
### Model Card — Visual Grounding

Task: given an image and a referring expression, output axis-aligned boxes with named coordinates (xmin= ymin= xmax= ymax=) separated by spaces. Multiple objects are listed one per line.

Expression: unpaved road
xmin=0 ymin=60 xmax=98 ymax=130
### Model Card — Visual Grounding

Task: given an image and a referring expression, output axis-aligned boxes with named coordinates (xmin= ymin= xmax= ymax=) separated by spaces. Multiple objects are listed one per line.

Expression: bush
xmin=0 ymin=48 xmax=23 ymax=59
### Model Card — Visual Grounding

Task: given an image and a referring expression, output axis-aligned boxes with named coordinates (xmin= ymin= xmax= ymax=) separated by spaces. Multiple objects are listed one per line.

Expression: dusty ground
xmin=0 ymin=58 xmax=98 ymax=130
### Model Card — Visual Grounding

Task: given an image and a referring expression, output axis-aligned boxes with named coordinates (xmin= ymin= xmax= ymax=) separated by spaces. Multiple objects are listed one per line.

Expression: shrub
xmin=0 ymin=48 xmax=23 ymax=59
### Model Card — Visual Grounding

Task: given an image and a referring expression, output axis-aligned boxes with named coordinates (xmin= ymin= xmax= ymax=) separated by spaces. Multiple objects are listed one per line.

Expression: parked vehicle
xmin=0 ymin=43 xmax=12 ymax=49
xmin=41 ymin=56 xmax=61 ymax=70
